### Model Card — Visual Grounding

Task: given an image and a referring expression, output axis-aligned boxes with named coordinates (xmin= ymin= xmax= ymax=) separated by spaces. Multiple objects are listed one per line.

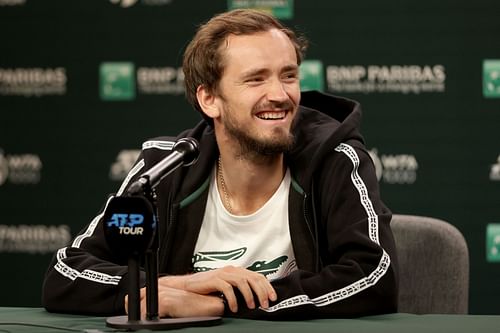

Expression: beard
xmin=222 ymin=101 xmax=296 ymax=158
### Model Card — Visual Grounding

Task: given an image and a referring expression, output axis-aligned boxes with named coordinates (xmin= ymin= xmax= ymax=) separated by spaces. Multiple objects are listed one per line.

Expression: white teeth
xmin=257 ymin=111 xmax=285 ymax=120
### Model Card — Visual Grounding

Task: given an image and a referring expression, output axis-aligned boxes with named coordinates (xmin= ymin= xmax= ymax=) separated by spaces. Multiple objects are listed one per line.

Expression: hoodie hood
xmin=288 ymin=91 xmax=365 ymax=191
xmin=170 ymin=91 xmax=364 ymax=199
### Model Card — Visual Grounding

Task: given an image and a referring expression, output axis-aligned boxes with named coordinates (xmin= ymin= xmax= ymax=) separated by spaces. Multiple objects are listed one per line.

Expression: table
xmin=0 ymin=307 xmax=498 ymax=333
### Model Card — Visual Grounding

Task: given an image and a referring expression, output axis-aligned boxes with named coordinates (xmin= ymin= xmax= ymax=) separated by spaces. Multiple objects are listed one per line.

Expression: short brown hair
xmin=182 ymin=9 xmax=308 ymax=124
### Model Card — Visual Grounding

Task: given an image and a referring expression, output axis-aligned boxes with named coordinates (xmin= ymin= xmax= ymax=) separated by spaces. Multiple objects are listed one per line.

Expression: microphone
xmin=102 ymin=195 xmax=157 ymax=322
xmin=128 ymin=137 xmax=199 ymax=195
xmin=102 ymin=196 xmax=156 ymax=257
xmin=102 ymin=136 xmax=221 ymax=330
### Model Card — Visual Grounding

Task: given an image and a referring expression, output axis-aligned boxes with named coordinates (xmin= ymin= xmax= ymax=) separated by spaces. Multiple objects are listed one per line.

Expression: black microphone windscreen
xmin=102 ymin=196 xmax=156 ymax=256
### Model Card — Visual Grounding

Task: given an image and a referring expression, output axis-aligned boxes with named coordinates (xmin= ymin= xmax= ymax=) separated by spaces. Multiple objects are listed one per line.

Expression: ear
xmin=196 ymin=85 xmax=221 ymax=119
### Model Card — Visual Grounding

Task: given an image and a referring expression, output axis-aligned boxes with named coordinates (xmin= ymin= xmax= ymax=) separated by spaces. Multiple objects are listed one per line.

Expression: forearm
xmin=42 ymin=247 xmax=131 ymax=315
xmin=136 ymin=285 xmax=225 ymax=318
xmin=158 ymin=274 xmax=187 ymax=289
xmin=158 ymin=267 xmax=276 ymax=314
xmin=165 ymin=291 xmax=225 ymax=318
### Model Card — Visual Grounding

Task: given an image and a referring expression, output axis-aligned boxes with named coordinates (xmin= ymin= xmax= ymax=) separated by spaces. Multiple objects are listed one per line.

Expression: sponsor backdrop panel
xmin=1 ymin=0 xmax=499 ymax=314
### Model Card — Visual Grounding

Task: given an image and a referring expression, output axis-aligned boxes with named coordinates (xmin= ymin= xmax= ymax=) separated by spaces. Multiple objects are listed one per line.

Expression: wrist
xmin=159 ymin=275 xmax=186 ymax=289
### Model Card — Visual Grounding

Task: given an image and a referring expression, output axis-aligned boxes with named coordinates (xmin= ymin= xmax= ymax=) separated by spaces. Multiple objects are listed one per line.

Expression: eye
xmin=246 ymin=76 xmax=265 ymax=83
xmin=283 ymin=72 xmax=299 ymax=82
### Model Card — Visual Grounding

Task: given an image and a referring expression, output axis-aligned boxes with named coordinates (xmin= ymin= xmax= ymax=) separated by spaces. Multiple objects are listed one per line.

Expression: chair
xmin=390 ymin=214 xmax=469 ymax=314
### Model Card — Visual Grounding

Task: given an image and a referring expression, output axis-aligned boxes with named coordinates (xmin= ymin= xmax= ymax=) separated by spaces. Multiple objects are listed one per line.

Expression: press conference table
xmin=0 ymin=307 xmax=499 ymax=333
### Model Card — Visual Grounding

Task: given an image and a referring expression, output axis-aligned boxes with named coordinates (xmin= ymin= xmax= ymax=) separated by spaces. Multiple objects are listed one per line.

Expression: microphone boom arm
xmin=127 ymin=137 xmax=199 ymax=196
xmin=113 ymin=137 xmax=199 ymax=324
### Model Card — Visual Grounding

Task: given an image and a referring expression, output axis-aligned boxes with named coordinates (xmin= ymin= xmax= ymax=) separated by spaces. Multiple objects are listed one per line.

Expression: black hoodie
xmin=42 ymin=91 xmax=398 ymax=319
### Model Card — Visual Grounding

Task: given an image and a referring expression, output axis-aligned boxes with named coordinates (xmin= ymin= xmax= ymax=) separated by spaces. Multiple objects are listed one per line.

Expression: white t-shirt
xmin=192 ymin=166 xmax=297 ymax=281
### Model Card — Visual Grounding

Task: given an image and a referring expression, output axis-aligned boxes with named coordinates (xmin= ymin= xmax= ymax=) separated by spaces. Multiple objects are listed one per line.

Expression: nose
xmin=267 ymin=78 xmax=289 ymax=103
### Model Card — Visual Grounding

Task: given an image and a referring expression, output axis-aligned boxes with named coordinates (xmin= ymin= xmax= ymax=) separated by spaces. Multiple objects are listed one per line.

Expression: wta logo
xmin=0 ymin=149 xmax=42 ymax=186
xmin=368 ymin=148 xmax=418 ymax=185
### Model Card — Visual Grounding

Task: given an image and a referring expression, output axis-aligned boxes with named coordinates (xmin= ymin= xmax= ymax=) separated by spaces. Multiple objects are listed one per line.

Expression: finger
xmin=157 ymin=289 xmax=170 ymax=318
xmin=247 ymin=275 xmax=274 ymax=308
xmin=125 ymin=288 xmax=146 ymax=315
xmin=264 ymin=279 xmax=277 ymax=301
xmin=254 ymin=273 xmax=277 ymax=301
xmin=140 ymin=288 xmax=147 ymax=319
xmin=219 ymin=282 xmax=238 ymax=313
xmin=140 ymin=298 xmax=147 ymax=320
xmin=231 ymin=276 xmax=256 ymax=310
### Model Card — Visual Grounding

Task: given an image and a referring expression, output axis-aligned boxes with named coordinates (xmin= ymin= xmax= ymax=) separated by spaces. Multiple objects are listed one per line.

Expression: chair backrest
xmin=391 ymin=214 xmax=469 ymax=314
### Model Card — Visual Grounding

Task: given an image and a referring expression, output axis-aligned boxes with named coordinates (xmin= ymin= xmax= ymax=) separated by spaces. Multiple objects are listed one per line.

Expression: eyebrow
xmin=241 ymin=64 xmax=299 ymax=79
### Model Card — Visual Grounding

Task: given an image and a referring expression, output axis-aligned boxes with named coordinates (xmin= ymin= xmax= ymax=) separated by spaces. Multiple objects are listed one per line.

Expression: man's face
xmin=214 ymin=28 xmax=301 ymax=157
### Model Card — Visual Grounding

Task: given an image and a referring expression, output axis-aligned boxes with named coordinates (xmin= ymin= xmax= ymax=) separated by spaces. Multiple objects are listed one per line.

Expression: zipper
xmin=302 ymin=191 xmax=320 ymax=272
xmin=158 ymin=198 xmax=178 ymax=272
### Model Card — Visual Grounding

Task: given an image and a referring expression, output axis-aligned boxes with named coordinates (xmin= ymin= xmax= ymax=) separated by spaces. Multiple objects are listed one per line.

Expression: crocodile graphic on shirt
xmin=192 ymin=247 xmax=247 ymax=265
xmin=246 ymin=255 xmax=288 ymax=277
xmin=192 ymin=246 xmax=289 ymax=277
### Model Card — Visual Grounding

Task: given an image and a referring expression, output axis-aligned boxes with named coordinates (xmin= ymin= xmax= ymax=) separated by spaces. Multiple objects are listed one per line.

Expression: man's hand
xmin=125 ymin=286 xmax=224 ymax=318
xmin=159 ymin=266 xmax=277 ymax=313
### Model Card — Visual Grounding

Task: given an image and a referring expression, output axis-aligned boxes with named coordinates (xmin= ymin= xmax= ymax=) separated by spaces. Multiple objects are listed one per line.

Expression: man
xmin=42 ymin=9 xmax=398 ymax=319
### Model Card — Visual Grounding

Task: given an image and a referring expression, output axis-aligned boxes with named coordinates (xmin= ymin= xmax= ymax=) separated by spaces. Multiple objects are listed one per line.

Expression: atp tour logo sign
xmin=103 ymin=196 xmax=156 ymax=255
xmin=368 ymin=148 xmax=418 ymax=185
xmin=106 ymin=213 xmax=145 ymax=235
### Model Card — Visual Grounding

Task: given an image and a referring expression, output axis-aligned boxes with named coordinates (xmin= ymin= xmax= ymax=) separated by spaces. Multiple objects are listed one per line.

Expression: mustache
xmin=253 ymin=99 xmax=296 ymax=113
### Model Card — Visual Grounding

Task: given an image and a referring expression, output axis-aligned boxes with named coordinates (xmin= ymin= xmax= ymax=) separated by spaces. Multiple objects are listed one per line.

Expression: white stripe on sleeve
xmin=262 ymin=143 xmax=391 ymax=312
xmin=54 ymin=140 xmax=175 ymax=285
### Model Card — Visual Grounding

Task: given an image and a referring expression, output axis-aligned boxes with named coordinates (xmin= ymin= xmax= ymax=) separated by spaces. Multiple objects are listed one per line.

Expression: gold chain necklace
xmin=217 ymin=157 xmax=233 ymax=214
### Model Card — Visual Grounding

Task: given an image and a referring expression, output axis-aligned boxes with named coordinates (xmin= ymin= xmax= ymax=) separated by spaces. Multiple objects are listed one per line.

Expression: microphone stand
xmin=130 ymin=177 xmax=159 ymax=321
xmin=105 ymin=168 xmax=221 ymax=330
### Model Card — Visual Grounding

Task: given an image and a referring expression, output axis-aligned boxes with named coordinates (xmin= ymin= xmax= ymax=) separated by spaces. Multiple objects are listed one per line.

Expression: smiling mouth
xmin=255 ymin=111 xmax=287 ymax=120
